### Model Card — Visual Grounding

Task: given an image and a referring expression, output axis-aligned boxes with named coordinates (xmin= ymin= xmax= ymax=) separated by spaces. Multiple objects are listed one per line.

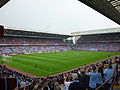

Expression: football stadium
xmin=0 ymin=0 xmax=120 ymax=90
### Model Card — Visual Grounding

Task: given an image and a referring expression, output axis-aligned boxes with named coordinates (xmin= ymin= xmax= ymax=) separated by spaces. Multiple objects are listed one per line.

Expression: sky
xmin=0 ymin=0 xmax=119 ymax=35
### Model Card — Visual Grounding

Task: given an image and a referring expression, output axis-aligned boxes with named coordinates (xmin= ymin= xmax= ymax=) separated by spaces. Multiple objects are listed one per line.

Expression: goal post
xmin=2 ymin=55 xmax=12 ymax=62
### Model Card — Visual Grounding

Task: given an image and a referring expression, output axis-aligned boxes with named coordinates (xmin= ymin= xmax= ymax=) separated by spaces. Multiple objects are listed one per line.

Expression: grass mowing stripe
xmin=11 ymin=57 xmax=56 ymax=72
xmin=14 ymin=61 xmax=48 ymax=73
xmin=11 ymin=55 xmax=69 ymax=72
xmin=6 ymin=61 xmax=48 ymax=76
xmin=18 ymin=55 xmax=74 ymax=65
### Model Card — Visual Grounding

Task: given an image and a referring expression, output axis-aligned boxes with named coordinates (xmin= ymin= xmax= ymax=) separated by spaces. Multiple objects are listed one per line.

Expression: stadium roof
xmin=71 ymin=27 xmax=120 ymax=35
xmin=0 ymin=0 xmax=10 ymax=8
xmin=4 ymin=29 xmax=72 ymax=39
xmin=78 ymin=0 xmax=120 ymax=25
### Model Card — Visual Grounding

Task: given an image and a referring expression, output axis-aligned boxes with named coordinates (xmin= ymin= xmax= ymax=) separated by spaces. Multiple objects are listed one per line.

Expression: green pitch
xmin=0 ymin=51 xmax=120 ymax=77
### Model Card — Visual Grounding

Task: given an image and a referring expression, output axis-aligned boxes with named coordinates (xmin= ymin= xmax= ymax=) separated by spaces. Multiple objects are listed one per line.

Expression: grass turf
xmin=0 ymin=51 xmax=120 ymax=77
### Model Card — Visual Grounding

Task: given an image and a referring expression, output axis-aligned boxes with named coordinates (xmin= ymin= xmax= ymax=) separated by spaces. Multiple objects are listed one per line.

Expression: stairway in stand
xmin=113 ymin=81 xmax=120 ymax=90
xmin=113 ymin=70 xmax=120 ymax=90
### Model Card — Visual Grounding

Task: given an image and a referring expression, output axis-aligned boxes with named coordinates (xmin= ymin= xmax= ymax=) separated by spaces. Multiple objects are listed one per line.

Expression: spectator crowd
xmin=74 ymin=42 xmax=120 ymax=52
xmin=0 ymin=46 xmax=71 ymax=55
xmin=0 ymin=37 xmax=66 ymax=45
xmin=0 ymin=36 xmax=71 ymax=55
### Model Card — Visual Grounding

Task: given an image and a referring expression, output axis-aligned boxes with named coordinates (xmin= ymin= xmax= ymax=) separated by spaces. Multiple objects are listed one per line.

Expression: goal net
xmin=2 ymin=55 xmax=12 ymax=62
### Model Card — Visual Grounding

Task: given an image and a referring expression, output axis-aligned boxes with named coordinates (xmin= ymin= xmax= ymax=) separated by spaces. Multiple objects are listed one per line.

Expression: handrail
xmin=96 ymin=64 xmax=118 ymax=90
xmin=111 ymin=64 xmax=119 ymax=89
xmin=95 ymin=74 xmax=114 ymax=90
xmin=111 ymin=74 xmax=117 ymax=90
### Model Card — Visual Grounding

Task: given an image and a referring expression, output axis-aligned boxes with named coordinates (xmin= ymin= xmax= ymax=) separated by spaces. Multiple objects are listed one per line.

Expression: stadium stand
xmin=0 ymin=45 xmax=71 ymax=55
xmin=76 ymin=33 xmax=120 ymax=42
xmin=73 ymin=32 xmax=120 ymax=52
xmin=0 ymin=37 xmax=66 ymax=45
xmin=0 ymin=29 xmax=72 ymax=55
